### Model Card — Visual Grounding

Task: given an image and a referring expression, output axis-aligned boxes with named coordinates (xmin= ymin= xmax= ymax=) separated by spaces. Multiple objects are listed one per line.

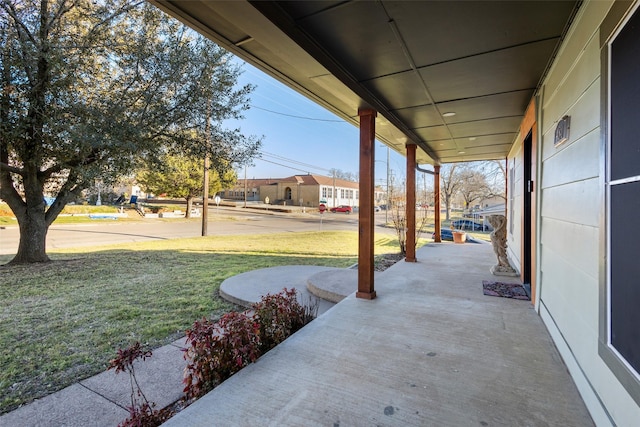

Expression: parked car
xmin=433 ymin=229 xmax=454 ymax=241
xmin=374 ymin=205 xmax=381 ymax=212
xmin=330 ymin=205 xmax=353 ymax=213
xmin=451 ymin=219 xmax=490 ymax=231
xmin=432 ymin=228 xmax=481 ymax=243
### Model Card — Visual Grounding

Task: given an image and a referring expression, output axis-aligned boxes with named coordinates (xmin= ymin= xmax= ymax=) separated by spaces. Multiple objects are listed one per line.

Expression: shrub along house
xmin=151 ymin=1 xmax=640 ymax=424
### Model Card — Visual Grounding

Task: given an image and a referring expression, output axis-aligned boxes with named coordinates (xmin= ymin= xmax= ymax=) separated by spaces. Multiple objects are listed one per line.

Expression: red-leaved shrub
xmin=182 ymin=288 xmax=317 ymax=401
xmin=112 ymin=289 xmax=317 ymax=425
xmin=252 ymin=288 xmax=317 ymax=352
xmin=108 ymin=342 xmax=172 ymax=427
xmin=182 ymin=311 xmax=261 ymax=400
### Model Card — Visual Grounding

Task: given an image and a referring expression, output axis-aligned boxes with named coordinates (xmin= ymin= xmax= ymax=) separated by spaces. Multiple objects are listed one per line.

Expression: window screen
xmin=609 ymin=5 xmax=640 ymax=377
xmin=610 ymin=181 xmax=640 ymax=373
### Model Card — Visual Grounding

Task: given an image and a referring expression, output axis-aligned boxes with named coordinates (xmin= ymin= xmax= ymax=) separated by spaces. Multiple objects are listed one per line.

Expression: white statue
xmin=487 ymin=214 xmax=518 ymax=276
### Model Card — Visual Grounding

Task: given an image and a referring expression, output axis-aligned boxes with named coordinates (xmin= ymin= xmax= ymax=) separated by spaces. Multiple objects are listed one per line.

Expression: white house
xmin=222 ymin=174 xmax=385 ymax=208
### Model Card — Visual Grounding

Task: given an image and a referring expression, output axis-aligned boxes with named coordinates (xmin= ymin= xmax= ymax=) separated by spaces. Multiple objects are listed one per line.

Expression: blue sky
xmin=227 ymin=60 xmax=407 ymax=187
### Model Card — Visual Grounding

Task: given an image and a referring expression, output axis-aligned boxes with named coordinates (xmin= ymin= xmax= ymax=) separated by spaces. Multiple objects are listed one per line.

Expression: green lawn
xmin=0 ymin=202 xmax=244 ymax=225
xmin=0 ymin=203 xmax=139 ymax=226
xmin=0 ymin=231 xmax=400 ymax=414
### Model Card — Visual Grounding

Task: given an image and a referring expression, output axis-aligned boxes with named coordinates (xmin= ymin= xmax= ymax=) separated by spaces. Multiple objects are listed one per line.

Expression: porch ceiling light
xmin=442 ymin=112 xmax=456 ymax=117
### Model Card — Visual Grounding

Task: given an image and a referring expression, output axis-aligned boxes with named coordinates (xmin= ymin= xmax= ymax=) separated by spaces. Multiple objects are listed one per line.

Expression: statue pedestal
xmin=490 ymin=265 xmax=519 ymax=276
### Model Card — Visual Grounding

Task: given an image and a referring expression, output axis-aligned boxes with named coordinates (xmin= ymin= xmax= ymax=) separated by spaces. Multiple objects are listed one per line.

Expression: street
xmin=0 ymin=206 xmax=394 ymax=256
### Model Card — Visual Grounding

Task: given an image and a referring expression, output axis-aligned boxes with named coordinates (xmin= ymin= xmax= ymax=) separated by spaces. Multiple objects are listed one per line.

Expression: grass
xmin=0 ymin=230 xmax=401 ymax=414
xmin=0 ymin=203 xmax=138 ymax=226
xmin=0 ymin=202 xmax=242 ymax=225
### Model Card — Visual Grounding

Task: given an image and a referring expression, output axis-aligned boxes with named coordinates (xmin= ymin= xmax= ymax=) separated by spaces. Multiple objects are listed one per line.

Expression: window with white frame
xmin=509 ymin=163 xmax=515 ymax=235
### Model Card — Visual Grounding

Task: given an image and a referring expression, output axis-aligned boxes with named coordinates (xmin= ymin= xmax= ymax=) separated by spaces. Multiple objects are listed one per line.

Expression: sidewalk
xmin=0 ymin=339 xmax=185 ymax=426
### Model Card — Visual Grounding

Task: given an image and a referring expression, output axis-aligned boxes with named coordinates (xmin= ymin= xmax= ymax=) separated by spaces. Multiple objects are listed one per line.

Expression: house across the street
xmin=221 ymin=174 xmax=385 ymax=208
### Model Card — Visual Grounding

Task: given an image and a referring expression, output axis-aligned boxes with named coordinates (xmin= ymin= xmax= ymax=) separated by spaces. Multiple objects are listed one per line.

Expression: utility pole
xmin=243 ymin=164 xmax=247 ymax=208
xmin=202 ymin=100 xmax=211 ymax=237
xmin=386 ymin=146 xmax=390 ymax=224
xmin=423 ymin=171 xmax=427 ymax=208
xmin=332 ymin=170 xmax=336 ymax=208
xmin=202 ymin=155 xmax=210 ymax=236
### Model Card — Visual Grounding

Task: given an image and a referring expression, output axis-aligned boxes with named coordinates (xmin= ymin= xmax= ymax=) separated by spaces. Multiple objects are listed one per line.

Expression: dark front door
xmin=522 ymin=131 xmax=534 ymax=296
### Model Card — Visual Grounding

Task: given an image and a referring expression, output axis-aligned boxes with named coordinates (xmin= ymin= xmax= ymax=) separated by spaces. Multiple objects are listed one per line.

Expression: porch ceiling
xmin=150 ymin=0 xmax=580 ymax=165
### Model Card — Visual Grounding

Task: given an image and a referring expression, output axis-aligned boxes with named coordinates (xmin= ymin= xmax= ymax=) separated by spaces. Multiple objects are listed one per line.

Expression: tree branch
xmin=49 ymin=0 xmax=75 ymax=26
xmin=39 ymin=146 xmax=102 ymax=180
xmin=0 ymin=160 xmax=24 ymax=175
xmin=0 ymin=142 xmax=26 ymax=216
xmin=44 ymin=169 xmax=85 ymax=225
xmin=0 ymin=0 xmax=38 ymax=45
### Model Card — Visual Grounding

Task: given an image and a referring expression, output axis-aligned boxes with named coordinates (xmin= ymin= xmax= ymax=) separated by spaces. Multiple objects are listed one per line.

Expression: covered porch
xmin=149 ymin=0 xmax=581 ymax=300
xmin=146 ymin=2 xmax=604 ymax=423
xmin=165 ymin=242 xmax=592 ymax=426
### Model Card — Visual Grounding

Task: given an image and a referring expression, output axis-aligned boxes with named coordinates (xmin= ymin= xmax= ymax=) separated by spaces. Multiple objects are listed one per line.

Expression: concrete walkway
xmin=166 ymin=242 xmax=594 ymax=426
xmin=1 ymin=243 xmax=594 ymax=426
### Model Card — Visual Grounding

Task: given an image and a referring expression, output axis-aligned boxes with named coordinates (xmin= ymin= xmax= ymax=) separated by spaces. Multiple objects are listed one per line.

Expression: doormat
xmin=482 ymin=281 xmax=530 ymax=300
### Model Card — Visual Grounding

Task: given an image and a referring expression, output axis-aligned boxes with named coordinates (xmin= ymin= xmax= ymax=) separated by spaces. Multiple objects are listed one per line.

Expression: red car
xmin=330 ymin=205 xmax=353 ymax=213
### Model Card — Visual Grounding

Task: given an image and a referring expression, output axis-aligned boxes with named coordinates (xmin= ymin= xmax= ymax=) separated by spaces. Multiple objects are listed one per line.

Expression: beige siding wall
xmin=259 ymin=186 xmax=278 ymax=204
xmin=296 ymin=186 xmax=320 ymax=207
xmin=535 ymin=1 xmax=640 ymax=425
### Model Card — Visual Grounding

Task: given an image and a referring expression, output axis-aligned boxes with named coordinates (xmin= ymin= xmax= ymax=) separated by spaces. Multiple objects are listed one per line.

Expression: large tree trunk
xmin=185 ymin=196 xmax=193 ymax=219
xmin=4 ymin=163 xmax=56 ymax=264
xmin=444 ymin=198 xmax=452 ymax=221
xmin=11 ymin=209 xmax=50 ymax=264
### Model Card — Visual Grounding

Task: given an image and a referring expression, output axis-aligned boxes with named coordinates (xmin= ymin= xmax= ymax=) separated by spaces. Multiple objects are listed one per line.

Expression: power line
xmin=250 ymin=105 xmax=345 ymax=123
xmin=254 ymin=151 xmax=334 ymax=175
xmin=258 ymin=158 xmax=314 ymax=174
xmin=260 ymin=151 xmax=331 ymax=172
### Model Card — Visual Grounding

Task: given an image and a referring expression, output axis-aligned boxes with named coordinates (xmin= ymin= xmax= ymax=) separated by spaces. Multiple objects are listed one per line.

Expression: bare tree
xmin=388 ymin=177 xmax=428 ymax=255
xmin=438 ymin=161 xmax=506 ymax=220
xmin=439 ymin=164 xmax=461 ymax=220
xmin=328 ymin=168 xmax=357 ymax=182
xmin=481 ymin=160 xmax=507 ymax=201
xmin=457 ymin=168 xmax=492 ymax=211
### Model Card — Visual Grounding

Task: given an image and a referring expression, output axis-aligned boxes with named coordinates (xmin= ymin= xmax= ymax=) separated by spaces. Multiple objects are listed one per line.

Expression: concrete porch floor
xmin=165 ymin=242 xmax=594 ymax=426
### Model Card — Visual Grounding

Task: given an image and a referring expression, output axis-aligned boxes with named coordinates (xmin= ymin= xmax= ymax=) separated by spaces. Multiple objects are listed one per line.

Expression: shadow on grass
xmin=0 ymin=249 xmax=355 ymax=415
